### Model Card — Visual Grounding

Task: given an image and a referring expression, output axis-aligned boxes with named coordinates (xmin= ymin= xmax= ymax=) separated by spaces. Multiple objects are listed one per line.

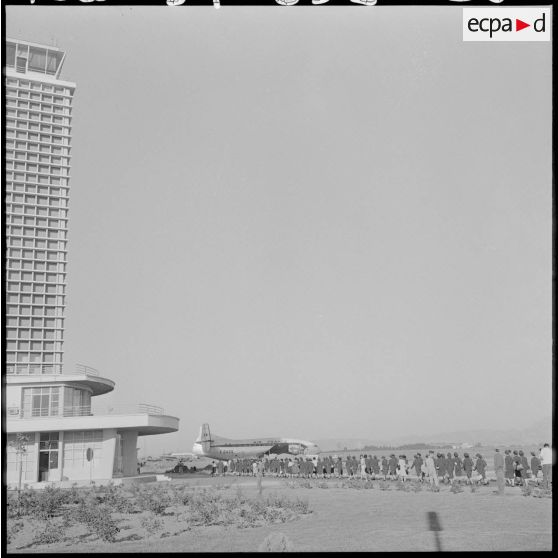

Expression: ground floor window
xmin=7 ymin=434 xmax=36 ymax=482
xmin=63 ymin=430 xmax=102 ymax=467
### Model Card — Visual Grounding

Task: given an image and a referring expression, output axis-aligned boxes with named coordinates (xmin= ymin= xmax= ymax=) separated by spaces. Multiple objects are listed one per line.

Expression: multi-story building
xmin=4 ymin=39 xmax=179 ymax=486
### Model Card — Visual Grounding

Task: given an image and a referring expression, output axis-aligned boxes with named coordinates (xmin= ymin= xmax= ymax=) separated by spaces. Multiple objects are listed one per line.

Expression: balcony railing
xmin=6 ymin=364 xmax=63 ymax=375
xmin=6 ymin=363 xmax=99 ymax=376
xmin=8 ymin=403 xmax=165 ymax=419
xmin=74 ymin=363 xmax=99 ymax=376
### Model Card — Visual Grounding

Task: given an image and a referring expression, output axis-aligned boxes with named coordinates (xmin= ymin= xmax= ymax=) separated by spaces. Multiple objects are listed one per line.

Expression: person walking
xmin=437 ymin=453 xmax=447 ymax=484
xmin=540 ymin=443 xmax=553 ymax=490
xmin=413 ymin=454 xmax=423 ymax=480
xmin=388 ymin=454 xmax=398 ymax=480
xmin=360 ymin=455 xmax=367 ymax=480
xmin=494 ymin=448 xmax=505 ymax=495
xmin=398 ymin=455 xmax=408 ymax=481
xmin=519 ymin=451 xmax=530 ymax=487
xmin=504 ymin=450 xmax=515 ymax=486
xmin=446 ymin=452 xmax=455 ymax=483
xmin=453 ymin=452 xmax=463 ymax=480
xmin=512 ymin=450 xmax=525 ymax=486
xmin=425 ymin=450 xmax=439 ymax=487
xmin=463 ymin=453 xmax=474 ymax=484
xmin=381 ymin=456 xmax=389 ymax=479
xmin=530 ymin=452 xmax=541 ymax=482
xmin=475 ymin=453 xmax=487 ymax=484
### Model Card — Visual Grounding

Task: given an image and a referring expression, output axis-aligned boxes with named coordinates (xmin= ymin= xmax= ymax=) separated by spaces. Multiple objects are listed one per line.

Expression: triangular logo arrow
xmin=516 ymin=19 xmax=530 ymax=32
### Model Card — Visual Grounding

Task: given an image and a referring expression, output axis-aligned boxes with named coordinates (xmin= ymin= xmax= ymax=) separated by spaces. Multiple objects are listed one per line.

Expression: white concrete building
xmin=4 ymin=39 xmax=179 ymax=486
xmin=6 ymin=366 xmax=179 ymax=486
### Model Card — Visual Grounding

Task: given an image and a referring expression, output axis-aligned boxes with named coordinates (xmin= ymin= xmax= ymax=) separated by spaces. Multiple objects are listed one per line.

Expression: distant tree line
xmin=360 ymin=443 xmax=449 ymax=451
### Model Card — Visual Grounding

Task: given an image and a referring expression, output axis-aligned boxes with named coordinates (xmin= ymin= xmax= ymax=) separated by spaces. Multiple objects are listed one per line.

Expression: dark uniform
xmin=453 ymin=453 xmax=463 ymax=477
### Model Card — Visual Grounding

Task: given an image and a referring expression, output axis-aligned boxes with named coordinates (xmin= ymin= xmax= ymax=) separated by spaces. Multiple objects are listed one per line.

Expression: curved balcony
xmin=5 ymin=363 xmax=114 ymax=396
xmin=6 ymin=403 xmax=179 ymax=436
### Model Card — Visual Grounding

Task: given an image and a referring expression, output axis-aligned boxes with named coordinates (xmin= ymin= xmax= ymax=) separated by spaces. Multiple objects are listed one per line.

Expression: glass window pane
xmin=28 ymin=48 xmax=47 ymax=72
xmin=6 ymin=44 xmax=16 ymax=67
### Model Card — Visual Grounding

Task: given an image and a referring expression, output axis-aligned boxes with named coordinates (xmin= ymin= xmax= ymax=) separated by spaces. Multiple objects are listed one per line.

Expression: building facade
xmin=5 ymin=39 xmax=71 ymax=376
xmin=4 ymin=39 xmax=179 ymax=487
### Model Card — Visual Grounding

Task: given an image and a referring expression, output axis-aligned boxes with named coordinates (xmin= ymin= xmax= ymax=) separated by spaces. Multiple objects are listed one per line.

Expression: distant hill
xmin=316 ymin=416 xmax=552 ymax=451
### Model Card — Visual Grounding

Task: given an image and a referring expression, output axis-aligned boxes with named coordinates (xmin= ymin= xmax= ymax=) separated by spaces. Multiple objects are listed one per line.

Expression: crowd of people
xmin=207 ymin=443 xmax=552 ymax=490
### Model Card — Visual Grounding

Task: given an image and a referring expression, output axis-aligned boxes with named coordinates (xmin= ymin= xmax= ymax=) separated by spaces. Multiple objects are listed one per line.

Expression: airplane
xmin=192 ymin=423 xmax=321 ymax=460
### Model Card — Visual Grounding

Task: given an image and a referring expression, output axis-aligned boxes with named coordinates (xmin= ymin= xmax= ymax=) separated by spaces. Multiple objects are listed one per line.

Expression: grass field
xmin=7 ymin=475 xmax=551 ymax=553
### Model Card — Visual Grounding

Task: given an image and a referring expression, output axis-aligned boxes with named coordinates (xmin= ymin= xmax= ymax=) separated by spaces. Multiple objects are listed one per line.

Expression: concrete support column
xmin=100 ymin=428 xmax=117 ymax=480
xmin=120 ymin=430 xmax=139 ymax=477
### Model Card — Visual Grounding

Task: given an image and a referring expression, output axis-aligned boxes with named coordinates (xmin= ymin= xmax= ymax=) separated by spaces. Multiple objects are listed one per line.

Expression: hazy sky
xmin=6 ymin=5 xmax=552 ymax=456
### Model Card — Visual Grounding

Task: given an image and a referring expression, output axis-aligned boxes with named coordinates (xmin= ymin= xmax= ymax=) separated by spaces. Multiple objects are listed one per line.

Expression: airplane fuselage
xmin=192 ymin=425 xmax=320 ymax=460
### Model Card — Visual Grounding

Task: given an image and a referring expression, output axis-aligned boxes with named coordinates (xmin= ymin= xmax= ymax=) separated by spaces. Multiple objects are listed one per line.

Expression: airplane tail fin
xmin=196 ymin=423 xmax=212 ymax=453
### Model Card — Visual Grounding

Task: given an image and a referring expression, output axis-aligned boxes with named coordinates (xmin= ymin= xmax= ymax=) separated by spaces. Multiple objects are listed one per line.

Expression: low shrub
xmin=140 ymin=513 xmax=164 ymax=535
xmin=32 ymin=519 xmax=65 ymax=546
xmin=6 ymin=519 xmax=25 ymax=545
xmin=76 ymin=502 xmax=120 ymax=542
xmin=135 ymin=485 xmax=172 ymax=515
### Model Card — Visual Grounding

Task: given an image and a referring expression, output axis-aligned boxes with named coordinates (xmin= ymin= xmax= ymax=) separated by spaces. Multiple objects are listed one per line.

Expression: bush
xmin=76 ymin=502 xmax=120 ymax=542
xmin=98 ymin=484 xmax=137 ymax=513
xmin=135 ymin=485 xmax=172 ymax=515
xmin=32 ymin=519 xmax=65 ymax=546
xmin=140 ymin=513 xmax=164 ymax=535
xmin=6 ymin=519 xmax=25 ymax=545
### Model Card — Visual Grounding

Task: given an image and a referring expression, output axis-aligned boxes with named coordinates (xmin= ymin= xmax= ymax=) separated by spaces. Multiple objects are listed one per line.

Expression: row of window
xmin=6 ymin=305 xmax=64 ymax=317
xmin=6 ymin=42 xmax=64 ymax=76
xmin=6 ymin=163 xmax=70 ymax=177
xmin=19 ymin=387 xmax=91 ymax=417
xmin=6 ymin=214 xmax=68 ymax=229
xmin=5 ymin=317 xmax=63 ymax=329
xmin=5 ymin=341 xmax=63 ymax=352
xmin=6 ymin=261 xmax=66 ymax=274
xmin=18 ymin=392 xmax=91 ymax=418
xmin=7 ymin=248 xmax=67 ymax=260
xmin=7 ymin=186 xmax=69 ymax=201
xmin=8 ymin=238 xmax=67 ymax=251
xmin=6 ymin=352 xmax=62 ymax=363
xmin=5 ymin=76 xmax=73 ymax=95
xmin=6 ymin=130 xmax=71 ymax=152
xmin=8 ymin=151 xmax=70 ymax=167
xmin=6 ymin=97 xmax=71 ymax=115
xmin=6 ymin=267 xmax=65 ymax=280
xmin=6 ymin=289 xmax=65 ymax=302
xmin=8 ymin=206 xmax=68 ymax=219
xmin=6 ymin=328 xmax=63 ymax=340
xmin=5 ymin=87 xmax=72 ymax=106
xmin=6 ymin=139 xmax=70 ymax=156
xmin=7 ymin=173 xmax=69 ymax=188
xmin=7 ymin=228 xmax=67 ymax=241
xmin=5 ymin=293 xmax=63 ymax=304
xmin=6 ymin=118 xmax=70 ymax=137
xmin=6 ymin=108 xmax=70 ymax=125
xmin=7 ymin=197 xmax=68 ymax=210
